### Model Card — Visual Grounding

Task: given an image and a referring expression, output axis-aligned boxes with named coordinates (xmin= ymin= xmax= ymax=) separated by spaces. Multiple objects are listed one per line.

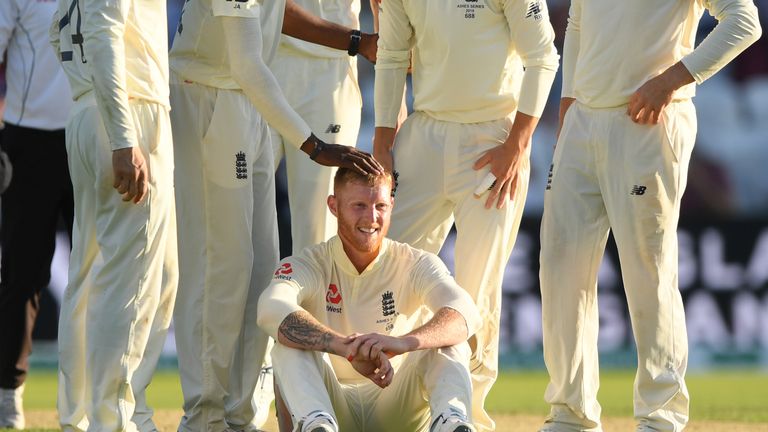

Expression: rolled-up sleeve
xmin=373 ymin=0 xmax=412 ymax=128
xmin=504 ymin=0 xmax=560 ymax=117
xmin=257 ymin=279 xmax=304 ymax=339
xmin=257 ymin=259 xmax=320 ymax=339
xmin=413 ymin=254 xmax=481 ymax=338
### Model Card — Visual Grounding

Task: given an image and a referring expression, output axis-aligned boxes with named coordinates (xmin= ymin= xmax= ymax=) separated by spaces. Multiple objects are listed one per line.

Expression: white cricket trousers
xmin=169 ymin=75 xmax=279 ymax=432
xmin=387 ymin=112 xmax=530 ymax=432
xmin=272 ymin=343 xmax=473 ymax=432
xmin=540 ymin=101 xmax=695 ymax=431
xmin=57 ymin=94 xmax=178 ymax=432
xmin=270 ymin=52 xmax=361 ymax=252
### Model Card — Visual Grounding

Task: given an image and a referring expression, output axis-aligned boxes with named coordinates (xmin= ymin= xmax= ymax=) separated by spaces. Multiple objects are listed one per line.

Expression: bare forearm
xmin=370 ymin=0 xmax=380 ymax=32
xmin=504 ymin=112 xmax=539 ymax=151
xmin=402 ymin=307 xmax=469 ymax=351
xmin=558 ymin=97 xmax=576 ymax=138
xmin=277 ymin=310 xmax=344 ymax=355
xmin=283 ymin=0 xmax=354 ymax=50
xmin=656 ymin=62 xmax=695 ymax=94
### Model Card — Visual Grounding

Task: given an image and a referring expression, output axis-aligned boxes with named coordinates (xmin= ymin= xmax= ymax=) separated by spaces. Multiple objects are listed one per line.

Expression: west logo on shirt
xmin=274 ymin=263 xmax=293 ymax=280
xmin=326 ymin=284 xmax=343 ymax=313
xmin=457 ymin=0 xmax=484 ymax=19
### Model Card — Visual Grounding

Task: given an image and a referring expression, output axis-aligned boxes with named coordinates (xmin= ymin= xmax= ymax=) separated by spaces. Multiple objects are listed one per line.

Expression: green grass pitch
xmin=19 ymin=368 xmax=768 ymax=423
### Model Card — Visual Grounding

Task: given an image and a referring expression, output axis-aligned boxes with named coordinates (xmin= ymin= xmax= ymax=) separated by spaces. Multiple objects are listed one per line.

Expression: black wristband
xmin=309 ymin=138 xmax=326 ymax=161
xmin=347 ymin=30 xmax=362 ymax=56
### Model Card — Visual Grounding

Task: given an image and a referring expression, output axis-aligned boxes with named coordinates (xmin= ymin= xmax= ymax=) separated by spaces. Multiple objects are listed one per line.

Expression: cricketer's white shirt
xmin=51 ymin=0 xmax=169 ymax=150
xmin=258 ymin=236 xmax=481 ymax=383
xmin=562 ymin=0 xmax=762 ymax=108
xmin=1 ymin=0 xmax=72 ymax=130
xmin=374 ymin=0 xmax=559 ymax=127
xmin=278 ymin=0 xmax=361 ymax=59
xmin=169 ymin=0 xmax=286 ymax=90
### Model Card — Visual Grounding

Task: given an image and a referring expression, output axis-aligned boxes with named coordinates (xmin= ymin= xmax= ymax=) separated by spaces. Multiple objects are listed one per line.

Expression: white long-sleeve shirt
xmin=562 ymin=0 xmax=762 ymax=108
xmin=374 ymin=0 xmax=560 ymax=127
xmin=170 ymin=0 xmax=285 ymax=90
xmin=169 ymin=0 xmax=312 ymax=147
xmin=0 ymin=0 xmax=71 ymax=130
xmin=278 ymin=0 xmax=361 ymax=59
xmin=257 ymin=236 xmax=481 ymax=383
xmin=51 ymin=0 xmax=169 ymax=150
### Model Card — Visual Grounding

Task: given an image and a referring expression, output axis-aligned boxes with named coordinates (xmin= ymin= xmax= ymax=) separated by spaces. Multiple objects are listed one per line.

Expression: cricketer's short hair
xmin=333 ymin=168 xmax=396 ymax=197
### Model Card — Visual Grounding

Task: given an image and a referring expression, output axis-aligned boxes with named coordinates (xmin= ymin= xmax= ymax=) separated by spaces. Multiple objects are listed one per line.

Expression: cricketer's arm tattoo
xmin=278 ymin=310 xmax=338 ymax=354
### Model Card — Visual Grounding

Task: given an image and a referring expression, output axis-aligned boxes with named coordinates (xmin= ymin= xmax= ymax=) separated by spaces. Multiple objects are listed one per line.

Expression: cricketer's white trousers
xmin=539 ymin=101 xmax=695 ymax=432
xmin=272 ymin=342 xmax=473 ymax=432
xmin=170 ymin=75 xmax=279 ymax=432
xmin=270 ymin=52 xmax=361 ymax=252
xmin=58 ymin=95 xmax=178 ymax=432
xmin=387 ymin=112 xmax=530 ymax=432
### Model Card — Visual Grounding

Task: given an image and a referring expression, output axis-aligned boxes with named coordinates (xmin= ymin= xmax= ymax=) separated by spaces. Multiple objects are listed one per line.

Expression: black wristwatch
xmin=309 ymin=137 xmax=326 ymax=161
xmin=347 ymin=30 xmax=362 ymax=56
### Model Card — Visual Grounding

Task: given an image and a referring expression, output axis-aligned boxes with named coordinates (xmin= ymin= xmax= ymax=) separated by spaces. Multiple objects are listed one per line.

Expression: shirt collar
xmin=330 ymin=235 xmax=390 ymax=276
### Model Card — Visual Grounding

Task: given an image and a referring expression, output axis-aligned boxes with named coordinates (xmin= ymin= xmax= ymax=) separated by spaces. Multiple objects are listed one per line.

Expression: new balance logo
xmin=525 ymin=1 xmax=543 ymax=20
xmin=630 ymin=185 xmax=647 ymax=196
xmin=325 ymin=124 xmax=341 ymax=134
xmin=235 ymin=151 xmax=247 ymax=179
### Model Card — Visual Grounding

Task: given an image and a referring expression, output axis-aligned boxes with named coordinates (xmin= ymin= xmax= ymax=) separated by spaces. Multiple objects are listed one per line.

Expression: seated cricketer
xmin=257 ymin=167 xmax=481 ymax=432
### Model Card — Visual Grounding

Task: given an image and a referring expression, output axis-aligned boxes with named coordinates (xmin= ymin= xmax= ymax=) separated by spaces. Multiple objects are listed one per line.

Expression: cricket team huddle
xmin=3 ymin=0 xmax=764 ymax=431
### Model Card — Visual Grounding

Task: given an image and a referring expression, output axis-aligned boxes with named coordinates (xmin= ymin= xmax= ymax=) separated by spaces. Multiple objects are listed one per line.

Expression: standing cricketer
xmin=257 ymin=168 xmax=480 ymax=432
xmin=271 ymin=0 xmax=376 ymax=253
xmin=539 ymin=0 xmax=761 ymax=431
xmin=168 ymin=0 xmax=383 ymax=430
xmin=51 ymin=0 xmax=178 ymax=429
xmin=373 ymin=1 xmax=559 ymax=429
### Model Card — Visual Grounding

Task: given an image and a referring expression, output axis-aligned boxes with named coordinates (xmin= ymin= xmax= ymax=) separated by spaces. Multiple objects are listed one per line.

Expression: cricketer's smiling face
xmin=328 ymin=179 xmax=394 ymax=271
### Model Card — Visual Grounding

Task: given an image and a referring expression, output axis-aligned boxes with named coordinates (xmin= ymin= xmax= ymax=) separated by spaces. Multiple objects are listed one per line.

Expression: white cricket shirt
xmin=562 ymin=0 xmax=762 ymax=108
xmin=258 ymin=236 xmax=481 ymax=383
xmin=1 ymin=0 xmax=72 ymax=130
xmin=170 ymin=0 xmax=286 ymax=90
xmin=374 ymin=0 xmax=559 ymax=127
xmin=52 ymin=0 xmax=169 ymax=150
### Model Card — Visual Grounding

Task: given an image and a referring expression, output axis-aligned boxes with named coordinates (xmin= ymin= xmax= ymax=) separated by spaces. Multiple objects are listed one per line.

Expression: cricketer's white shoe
xmin=302 ymin=411 xmax=338 ymax=432
xmin=0 ymin=384 xmax=24 ymax=429
xmin=430 ymin=409 xmax=476 ymax=432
